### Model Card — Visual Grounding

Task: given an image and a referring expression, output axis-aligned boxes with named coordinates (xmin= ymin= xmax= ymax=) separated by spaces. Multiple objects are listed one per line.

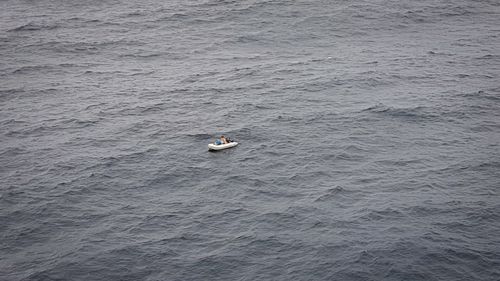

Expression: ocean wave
xmin=361 ymin=207 xmax=405 ymax=221
xmin=476 ymin=54 xmax=500 ymax=60
xmin=4 ymin=124 xmax=54 ymax=138
xmin=185 ymin=133 xmax=213 ymax=141
xmin=0 ymin=118 xmax=27 ymax=126
xmin=8 ymin=22 xmax=60 ymax=32
xmin=0 ymin=147 xmax=28 ymax=158
xmin=461 ymin=89 xmax=500 ymax=102
xmin=314 ymin=186 xmax=356 ymax=202
xmin=360 ymin=103 xmax=439 ymax=120
xmin=11 ymin=65 xmax=57 ymax=75
xmin=120 ymin=10 xmax=149 ymax=18
xmin=82 ymin=69 xmax=124 ymax=75
xmin=427 ymin=50 xmax=455 ymax=56
xmin=118 ymin=52 xmax=163 ymax=59
xmin=111 ymin=103 xmax=168 ymax=116
xmin=60 ymin=118 xmax=100 ymax=129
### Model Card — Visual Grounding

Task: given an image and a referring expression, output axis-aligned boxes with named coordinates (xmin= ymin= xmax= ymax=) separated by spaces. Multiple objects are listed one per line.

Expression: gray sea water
xmin=1 ymin=0 xmax=500 ymax=280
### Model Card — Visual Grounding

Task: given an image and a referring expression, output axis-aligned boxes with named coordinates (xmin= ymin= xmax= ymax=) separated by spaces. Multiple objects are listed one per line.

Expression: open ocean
xmin=1 ymin=0 xmax=500 ymax=280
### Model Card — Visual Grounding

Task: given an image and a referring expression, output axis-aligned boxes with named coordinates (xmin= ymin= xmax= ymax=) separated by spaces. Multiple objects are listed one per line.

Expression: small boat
xmin=208 ymin=142 xmax=238 ymax=151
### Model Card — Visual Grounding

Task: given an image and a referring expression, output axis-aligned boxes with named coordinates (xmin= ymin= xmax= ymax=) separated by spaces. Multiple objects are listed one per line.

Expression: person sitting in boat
xmin=214 ymin=135 xmax=231 ymax=145
xmin=214 ymin=136 xmax=227 ymax=145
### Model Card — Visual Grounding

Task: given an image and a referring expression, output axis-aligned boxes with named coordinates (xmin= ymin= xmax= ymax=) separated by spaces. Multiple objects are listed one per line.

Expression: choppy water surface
xmin=1 ymin=0 xmax=500 ymax=280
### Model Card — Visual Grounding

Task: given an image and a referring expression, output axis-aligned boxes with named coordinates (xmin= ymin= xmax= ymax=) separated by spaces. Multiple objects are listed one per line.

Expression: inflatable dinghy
xmin=208 ymin=142 xmax=238 ymax=151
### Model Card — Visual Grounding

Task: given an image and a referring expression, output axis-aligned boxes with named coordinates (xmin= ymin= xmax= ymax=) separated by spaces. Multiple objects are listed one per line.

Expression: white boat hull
xmin=208 ymin=142 xmax=238 ymax=151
